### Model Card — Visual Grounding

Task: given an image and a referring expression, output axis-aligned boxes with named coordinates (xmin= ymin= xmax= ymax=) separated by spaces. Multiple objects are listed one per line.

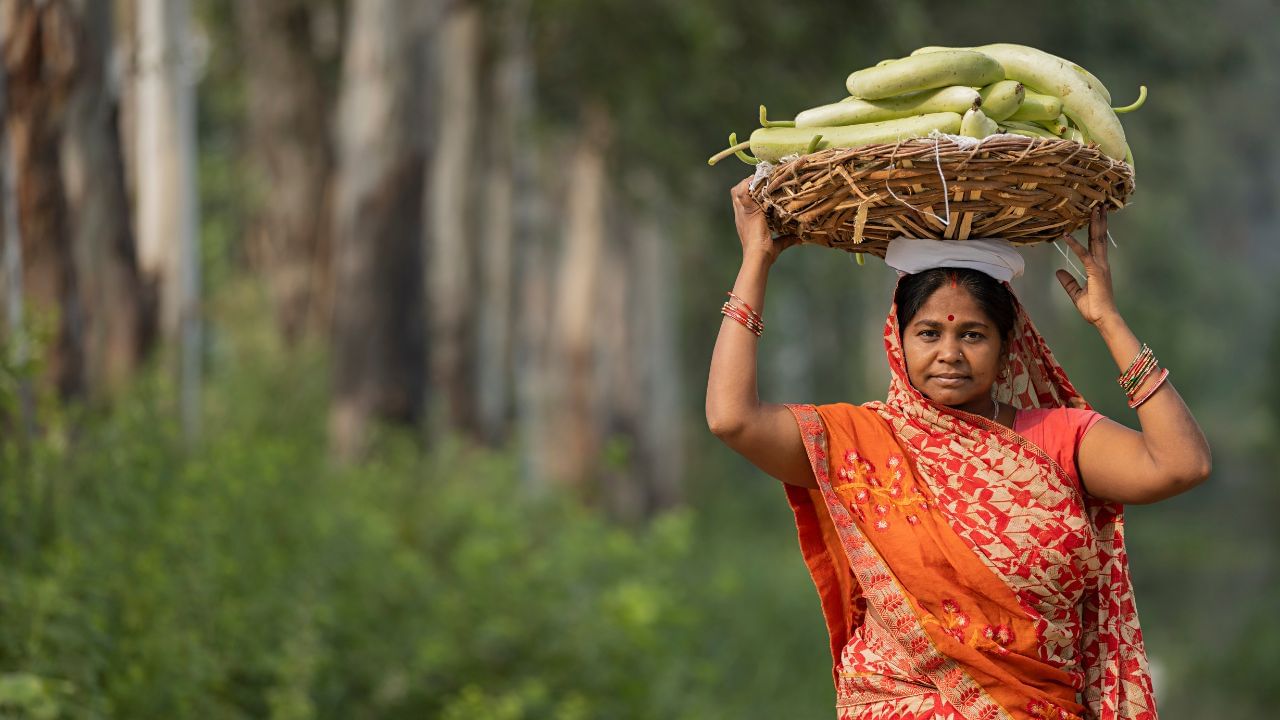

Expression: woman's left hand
xmin=1056 ymin=206 xmax=1120 ymax=327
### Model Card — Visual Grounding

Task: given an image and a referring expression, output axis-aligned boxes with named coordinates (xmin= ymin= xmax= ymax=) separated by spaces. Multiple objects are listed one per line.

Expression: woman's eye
xmin=963 ymin=331 xmax=985 ymax=341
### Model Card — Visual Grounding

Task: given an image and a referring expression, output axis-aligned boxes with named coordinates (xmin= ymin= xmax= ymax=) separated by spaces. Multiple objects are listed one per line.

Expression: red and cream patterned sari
xmin=784 ymin=284 xmax=1156 ymax=720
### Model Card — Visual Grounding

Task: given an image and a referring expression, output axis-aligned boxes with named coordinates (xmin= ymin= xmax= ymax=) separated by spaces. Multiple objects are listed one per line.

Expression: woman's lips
xmin=932 ymin=375 xmax=969 ymax=387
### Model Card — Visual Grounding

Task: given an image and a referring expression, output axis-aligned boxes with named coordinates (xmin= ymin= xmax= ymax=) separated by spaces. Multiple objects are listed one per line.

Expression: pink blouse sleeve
xmin=1012 ymin=407 xmax=1105 ymax=491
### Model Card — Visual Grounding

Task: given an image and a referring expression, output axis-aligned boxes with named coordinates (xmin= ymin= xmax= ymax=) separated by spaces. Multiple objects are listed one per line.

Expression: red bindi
xmin=947 ymin=314 xmax=955 ymax=322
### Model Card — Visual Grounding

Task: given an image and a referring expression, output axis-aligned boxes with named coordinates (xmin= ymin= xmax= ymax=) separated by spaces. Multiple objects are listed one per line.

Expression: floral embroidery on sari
xmin=922 ymin=600 xmax=1019 ymax=658
xmin=832 ymin=450 xmax=931 ymax=531
xmin=787 ymin=403 xmax=1016 ymax=720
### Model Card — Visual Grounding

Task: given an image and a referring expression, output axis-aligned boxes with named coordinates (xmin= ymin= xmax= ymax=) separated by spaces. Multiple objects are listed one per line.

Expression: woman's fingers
xmin=732 ymin=177 xmax=762 ymax=215
xmin=1065 ymin=204 xmax=1114 ymax=269
xmin=1060 ymin=233 xmax=1091 ymax=265
xmin=1088 ymin=206 xmax=1109 ymax=264
xmin=1089 ymin=205 xmax=1106 ymax=241
xmin=1056 ymin=268 xmax=1085 ymax=304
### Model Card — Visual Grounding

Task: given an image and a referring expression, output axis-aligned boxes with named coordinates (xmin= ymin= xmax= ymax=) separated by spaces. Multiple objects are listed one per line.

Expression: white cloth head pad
xmin=880 ymin=237 xmax=1025 ymax=282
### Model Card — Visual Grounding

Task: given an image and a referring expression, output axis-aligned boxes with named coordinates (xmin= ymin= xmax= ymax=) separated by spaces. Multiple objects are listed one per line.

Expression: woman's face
xmin=901 ymin=284 xmax=1005 ymax=414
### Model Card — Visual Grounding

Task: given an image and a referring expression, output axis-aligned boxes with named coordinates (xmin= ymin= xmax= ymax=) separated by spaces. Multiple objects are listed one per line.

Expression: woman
xmin=706 ymin=177 xmax=1211 ymax=720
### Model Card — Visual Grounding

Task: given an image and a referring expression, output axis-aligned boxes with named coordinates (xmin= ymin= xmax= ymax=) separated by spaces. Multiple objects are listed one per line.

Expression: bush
xmin=0 ymin=342 xmax=831 ymax=719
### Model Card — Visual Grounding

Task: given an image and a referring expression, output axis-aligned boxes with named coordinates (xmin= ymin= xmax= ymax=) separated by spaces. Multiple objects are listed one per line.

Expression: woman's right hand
xmin=731 ymin=176 xmax=799 ymax=266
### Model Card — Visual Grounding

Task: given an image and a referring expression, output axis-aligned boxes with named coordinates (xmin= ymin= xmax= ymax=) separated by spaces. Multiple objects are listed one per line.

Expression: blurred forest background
xmin=0 ymin=0 xmax=1276 ymax=717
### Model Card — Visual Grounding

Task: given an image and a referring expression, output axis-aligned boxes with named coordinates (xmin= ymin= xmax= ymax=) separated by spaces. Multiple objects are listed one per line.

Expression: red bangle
xmin=721 ymin=303 xmax=762 ymax=336
xmin=723 ymin=312 xmax=761 ymax=336
xmin=726 ymin=299 xmax=763 ymax=330
xmin=727 ymin=291 xmax=759 ymax=317
xmin=1119 ymin=343 xmax=1151 ymax=381
xmin=1121 ymin=351 xmax=1154 ymax=385
xmin=721 ymin=303 xmax=762 ymax=330
xmin=721 ymin=300 xmax=763 ymax=329
xmin=1118 ymin=345 xmax=1154 ymax=387
xmin=1121 ymin=354 xmax=1158 ymax=397
xmin=1127 ymin=368 xmax=1169 ymax=409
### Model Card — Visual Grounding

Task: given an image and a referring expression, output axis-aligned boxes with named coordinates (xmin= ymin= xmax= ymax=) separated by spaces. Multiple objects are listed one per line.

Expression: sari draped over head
xmin=784 ymin=281 xmax=1157 ymax=720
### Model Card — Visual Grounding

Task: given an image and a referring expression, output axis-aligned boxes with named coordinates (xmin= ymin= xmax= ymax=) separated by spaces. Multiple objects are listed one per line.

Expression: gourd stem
xmin=708 ymin=140 xmax=752 ymax=166
xmin=759 ymin=105 xmax=795 ymax=128
xmin=1113 ymin=85 xmax=1147 ymax=113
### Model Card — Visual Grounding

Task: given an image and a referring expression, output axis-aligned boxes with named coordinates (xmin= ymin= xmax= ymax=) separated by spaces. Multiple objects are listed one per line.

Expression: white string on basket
xmin=882 ymin=179 xmax=943 ymax=224
xmin=883 ymin=135 xmax=952 ymax=227
xmin=932 ymin=136 xmax=952 ymax=227
xmin=1053 ymin=237 xmax=1085 ymax=281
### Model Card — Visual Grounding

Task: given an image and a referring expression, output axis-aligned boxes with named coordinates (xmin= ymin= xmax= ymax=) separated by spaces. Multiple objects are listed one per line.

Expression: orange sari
xmin=785 ymin=285 xmax=1156 ymax=720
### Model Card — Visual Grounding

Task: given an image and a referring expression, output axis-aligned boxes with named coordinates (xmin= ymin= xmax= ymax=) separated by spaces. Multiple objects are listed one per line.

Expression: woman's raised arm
xmin=705 ymin=178 xmax=817 ymax=489
xmin=1057 ymin=206 xmax=1213 ymax=504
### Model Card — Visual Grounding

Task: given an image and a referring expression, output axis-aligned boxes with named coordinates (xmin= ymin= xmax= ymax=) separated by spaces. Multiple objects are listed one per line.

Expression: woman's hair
xmin=894 ymin=267 xmax=1017 ymax=344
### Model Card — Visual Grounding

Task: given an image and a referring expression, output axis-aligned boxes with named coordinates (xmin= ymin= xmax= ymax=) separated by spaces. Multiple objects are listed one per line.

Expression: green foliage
xmin=0 ymin=304 xmax=833 ymax=718
xmin=0 ymin=673 xmax=74 ymax=720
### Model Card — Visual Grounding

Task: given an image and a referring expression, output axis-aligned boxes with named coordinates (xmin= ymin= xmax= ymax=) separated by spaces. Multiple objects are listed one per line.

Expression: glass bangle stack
xmin=1118 ymin=343 xmax=1170 ymax=408
xmin=721 ymin=291 xmax=764 ymax=337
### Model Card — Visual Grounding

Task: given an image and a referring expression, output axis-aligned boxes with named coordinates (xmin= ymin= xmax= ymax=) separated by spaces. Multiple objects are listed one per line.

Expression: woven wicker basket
xmin=748 ymin=133 xmax=1134 ymax=258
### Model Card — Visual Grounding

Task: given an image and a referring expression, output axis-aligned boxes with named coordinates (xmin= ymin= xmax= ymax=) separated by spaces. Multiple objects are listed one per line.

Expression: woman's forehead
xmin=917 ymin=285 xmax=986 ymax=314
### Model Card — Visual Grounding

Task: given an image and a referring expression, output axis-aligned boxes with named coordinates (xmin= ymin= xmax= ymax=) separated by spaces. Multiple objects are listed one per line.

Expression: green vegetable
xmin=845 ymin=50 xmax=1003 ymax=100
xmin=977 ymin=80 xmax=1024 ymax=121
xmin=997 ymin=121 xmax=1059 ymax=139
xmin=960 ymin=107 xmax=999 ymax=139
xmin=1008 ymin=91 xmax=1064 ymax=122
xmin=965 ymin=43 xmax=1129 ymax=159
xmin=912 ymin=44 xmax=1114 ymax=104
xmin=1069 ymin=61 xmax=1112 ymax=104
xmin=707 ymin=112 xmax=963 ymax=166
xmin=1035 ymin=113 xmax=1070 ymax=136
xmin=795 ymin=85 xmax=980 ymax=128
xmin=709 ymin=45 xmax=1142 ymax=168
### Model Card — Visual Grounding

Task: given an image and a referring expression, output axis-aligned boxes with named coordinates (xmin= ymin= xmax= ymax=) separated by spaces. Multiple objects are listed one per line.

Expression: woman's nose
xmin=937 ymin=338 xmax=964 ymax=362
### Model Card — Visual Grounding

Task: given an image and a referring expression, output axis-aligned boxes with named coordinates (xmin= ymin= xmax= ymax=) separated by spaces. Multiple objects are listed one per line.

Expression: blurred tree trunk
xmin=512 ymin=139 xmax=554 ymax=495
xmin=135 ymin=0 xmax=201 ymax=439
xmin=232 ymin=0 xmax=336 ymax=347
xmin=592 ymin=177 xmax=684 ymax=521
xmin=0 ymin=56 xmax=36 ymax=438
xmin=543 ymin=105 xmax=611 ymax=494
xmin=626 ymin=174 xmax=683 ymax=514
xmin=1 ymin=0 xmax=84 ymax=401
xmin=514 ymin=209 xmax=551 ymax=492
xmin=329 ymin=0 xmax=428 ymax=461
xmin=61 ymin=0 xmax=150 ymax=398
xmin=132 ymin=0 xmax=168 ymax=292
xmin=593 ymin=209 xmax=636 ymax=516
xmin=426 ymin=0 xmax=481 ymax=442
xmin=474 ymin=0 xmax=532 ymax=448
